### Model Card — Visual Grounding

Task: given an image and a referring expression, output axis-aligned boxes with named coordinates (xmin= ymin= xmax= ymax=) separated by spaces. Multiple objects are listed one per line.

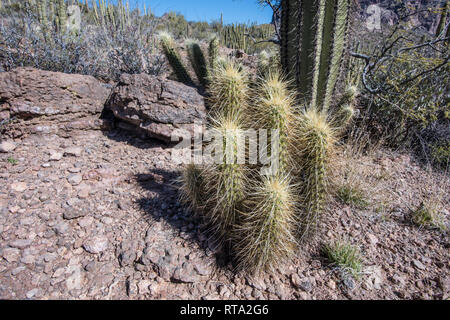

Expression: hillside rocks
xmin=0 ymin=67 xmax=112 ymax=138
xmin=106 ymin=73 xmax=207 ymax=143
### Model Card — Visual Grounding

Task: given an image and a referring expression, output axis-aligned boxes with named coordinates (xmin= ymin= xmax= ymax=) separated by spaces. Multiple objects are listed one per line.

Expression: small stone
xmin=11 ymin=266 xmax=26 ymax=276
xmin=327 ymin=279 xmax=336 ymax=290
xmin=53 ymin=268 xmax=65 ymax=278
xmin=9 ymin=239 xmax=32 ymax=249
xmin=83 ymin=235 xmax=109 ymax=254
xmin=11 ymin=182 xmax=28 ymax=192
xmin=20 ymin=255 xmax=35 ymax=264
xmin=413 ymin=259 xmax=426 ymax=270
xmin=49 ymin=150 xmax=63 ymax=161
xmin=391 ymin=274 xmax=406 ymax=286
xmin=365 ymin=266 xmax=383 ymax=290
xmin=298 ymin=279 xmax=312 ymax=292
xmin=1 ymin=248 xmax=21 ymax=262
xmin=78 ymin=216 xmax=94 ymax=228
xmin=77 ymin=186 xmax=90 ymax=199
xmin=26 ymin=288 xmax=40 ymax=299
xmin=67 ymin=174 xmax=82 ymax=186
xmin=291 ymin=273 xmax=302 ymax=289
xmin=53 ymin=222 xmax=70 ymax=235
xmin=64 ymin=147 xmax=83 ymax=157
xmin=172 ymin=265 xmax=200 ymax=283
xmin=63 ymin=208 xmax=86 ymax=220
xmin=342 ymin=277 xmax=355 ymax=290
xmin=0 ymin=140 xmax=16 ymax=153
xmin=137 ymin=280 xmax=152 ymax=295
xmin=367 ymin=233 xmax=378 ymax=246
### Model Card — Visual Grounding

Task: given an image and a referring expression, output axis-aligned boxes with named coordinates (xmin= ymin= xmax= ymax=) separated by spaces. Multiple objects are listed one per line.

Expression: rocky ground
xmin=0 ymin=66 xmax=448 ymax=300
xmin=0 ymin=127 xmax=448 ymax=300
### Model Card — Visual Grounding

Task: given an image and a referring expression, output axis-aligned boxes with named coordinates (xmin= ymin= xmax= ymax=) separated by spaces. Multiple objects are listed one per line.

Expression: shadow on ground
xmin=134 ymin=168 xmax=232 ymax=270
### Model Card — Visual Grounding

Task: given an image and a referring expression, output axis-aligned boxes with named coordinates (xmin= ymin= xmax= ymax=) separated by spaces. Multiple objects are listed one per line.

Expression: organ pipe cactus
xmin=280 ymin=0 xmax=351 ymax=112
xmin=57 ymin=0 xmax=67 ymax=33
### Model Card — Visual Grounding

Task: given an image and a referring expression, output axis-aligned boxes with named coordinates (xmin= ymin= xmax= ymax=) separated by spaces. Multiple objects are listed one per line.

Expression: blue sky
xmin=121 ymin=0 xmax=274 ymax=24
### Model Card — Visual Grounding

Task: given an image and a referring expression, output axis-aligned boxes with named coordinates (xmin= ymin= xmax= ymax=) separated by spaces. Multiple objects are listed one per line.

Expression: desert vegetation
xmin=0 ymin=0 xmax=448 ymax=300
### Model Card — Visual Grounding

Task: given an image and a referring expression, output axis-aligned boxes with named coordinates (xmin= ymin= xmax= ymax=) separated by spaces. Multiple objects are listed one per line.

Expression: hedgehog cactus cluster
xmin=174 ymin=0 xmax=359 ymax=274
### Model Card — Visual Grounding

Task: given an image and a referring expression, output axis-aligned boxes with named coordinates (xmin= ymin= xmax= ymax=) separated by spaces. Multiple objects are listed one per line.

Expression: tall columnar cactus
xmin=187 ymin=41 xmax=209 ymax=88
xmin=280 ymin=0 xmax=351 ymax=112
xmin=57 ymin=0 xmax=67 ymax=33
xmin=159 ymin=32 xmax=193 ymax=86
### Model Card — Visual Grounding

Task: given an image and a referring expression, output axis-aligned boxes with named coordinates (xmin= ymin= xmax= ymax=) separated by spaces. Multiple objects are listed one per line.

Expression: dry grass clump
xmin=322 ymin=241 xmax=363 ymax=278
xmin=411 ymin=202 xmax=447 ymax=232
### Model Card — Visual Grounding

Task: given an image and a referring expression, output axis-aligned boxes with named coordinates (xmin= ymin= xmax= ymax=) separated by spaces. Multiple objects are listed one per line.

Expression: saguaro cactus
xmin=280 ymin=0 xmax=351 ymax=112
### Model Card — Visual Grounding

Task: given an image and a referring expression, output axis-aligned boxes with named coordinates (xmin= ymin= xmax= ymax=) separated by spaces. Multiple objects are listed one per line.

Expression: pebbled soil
xmin=0 ymin=128 xmax=448 ymax=300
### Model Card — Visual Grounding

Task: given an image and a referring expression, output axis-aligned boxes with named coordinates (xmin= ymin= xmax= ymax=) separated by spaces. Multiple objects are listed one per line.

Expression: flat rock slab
xmin=106 ymin=73 xmax=207 ymax=143
xmin=0 ymin=67 xmax=113 ymax=138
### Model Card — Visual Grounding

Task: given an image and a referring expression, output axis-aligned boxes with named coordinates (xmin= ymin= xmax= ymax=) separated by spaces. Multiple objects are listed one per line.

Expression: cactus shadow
xmin=134 ymin=169 xmax=232 ymax=270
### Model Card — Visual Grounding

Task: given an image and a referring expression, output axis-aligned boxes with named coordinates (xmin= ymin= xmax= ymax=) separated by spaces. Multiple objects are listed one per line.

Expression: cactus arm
xmin=323 ymin=0 xmax=350 ymax=112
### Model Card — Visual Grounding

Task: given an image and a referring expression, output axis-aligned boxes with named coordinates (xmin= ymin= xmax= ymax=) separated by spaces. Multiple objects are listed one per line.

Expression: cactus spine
xmin=280 ymin=0 xmax=351 ymax=112
xmin=234 ymin=174 xmax=297 ymax=273
xmin=208 ymin=36 xmax=219 ymax=71
xmin=208 ymin=59 xmax=248 ymax=118
xmin=295 ymin=109 xmax=335 ymax=239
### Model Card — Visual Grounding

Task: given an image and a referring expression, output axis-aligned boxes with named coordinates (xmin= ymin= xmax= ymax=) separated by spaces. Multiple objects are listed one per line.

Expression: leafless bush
xmin=0 ymin=5 xmax=165 ymax=81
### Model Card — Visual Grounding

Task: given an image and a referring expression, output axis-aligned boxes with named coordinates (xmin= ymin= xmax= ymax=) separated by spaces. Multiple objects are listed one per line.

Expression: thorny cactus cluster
xmin=163 ymin=0 xmax=360 ymax=274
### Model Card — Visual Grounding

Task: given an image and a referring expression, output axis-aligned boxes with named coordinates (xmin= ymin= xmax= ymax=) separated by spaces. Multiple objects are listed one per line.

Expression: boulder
xmin=106 ymin=73 xmax=206 ymax=143
xmin=0 ymin=67 xmax=113 ymax=138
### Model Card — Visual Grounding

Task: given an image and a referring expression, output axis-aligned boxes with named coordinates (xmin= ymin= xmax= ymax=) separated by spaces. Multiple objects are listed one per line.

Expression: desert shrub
xmin=0 ymin=1 xmax=165 ymax=81
xmin=351 ymin=22 xmax=449 ymax=168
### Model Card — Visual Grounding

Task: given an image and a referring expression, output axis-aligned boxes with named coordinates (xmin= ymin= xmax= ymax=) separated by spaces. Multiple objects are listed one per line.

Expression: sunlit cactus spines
xmin=201 ymin=114 xmax=248 ymax=243
xmin=248 ymin=71 xmax=295 ymax=173
xmin=295 ymin=108 xmax=336 ymax=240
xmin=208 ymin=58 xmax=248 ymax=118
xmin=234 ymin=174 xmax=298 ymax=274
